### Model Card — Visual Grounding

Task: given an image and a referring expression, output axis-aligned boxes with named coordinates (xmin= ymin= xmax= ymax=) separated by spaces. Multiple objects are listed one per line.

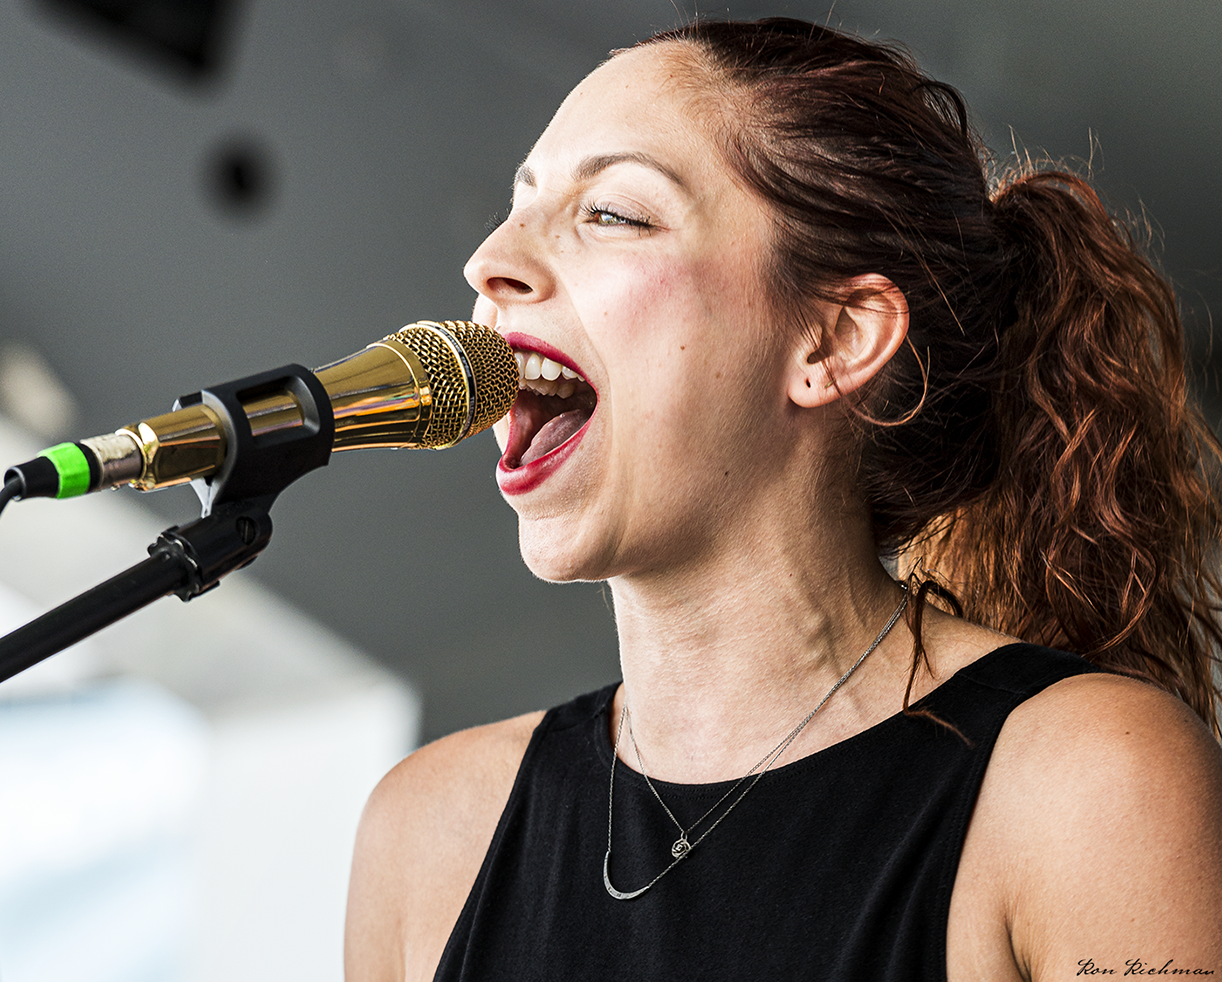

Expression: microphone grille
xmin=385 ymin=320 xmax=517 ymax=448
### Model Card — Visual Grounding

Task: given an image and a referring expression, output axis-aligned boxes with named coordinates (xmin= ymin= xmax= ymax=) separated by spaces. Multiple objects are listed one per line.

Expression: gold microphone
xmin=27 ymin=321 xmax=517 ymax=498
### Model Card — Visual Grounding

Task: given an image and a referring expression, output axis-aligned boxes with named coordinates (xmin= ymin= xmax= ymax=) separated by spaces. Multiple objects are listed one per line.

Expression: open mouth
xmin=503 ymin=348 xmax=598 ymax=469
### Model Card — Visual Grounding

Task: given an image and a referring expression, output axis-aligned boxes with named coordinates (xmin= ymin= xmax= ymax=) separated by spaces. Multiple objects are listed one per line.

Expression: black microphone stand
xmin=0 ymin=364 xmax=335 ymax=685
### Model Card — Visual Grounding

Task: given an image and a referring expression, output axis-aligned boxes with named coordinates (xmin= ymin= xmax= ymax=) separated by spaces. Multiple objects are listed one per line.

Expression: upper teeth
xmin=515 ymin=350 xmax=585 ymax=398
xmin=518 ymin=351 xmax=581 ymax=381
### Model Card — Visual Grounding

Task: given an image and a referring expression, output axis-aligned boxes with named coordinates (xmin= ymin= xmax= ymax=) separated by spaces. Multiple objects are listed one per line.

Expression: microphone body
xmin=6 ymin=320 xmax=517 ymax=502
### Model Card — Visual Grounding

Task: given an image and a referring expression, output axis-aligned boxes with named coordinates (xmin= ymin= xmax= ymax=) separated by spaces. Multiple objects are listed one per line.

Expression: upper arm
xmin=344 ymin=711 xmax=543 ymax=982
xmin=996 ymin=674 xmax=1222 ymax=980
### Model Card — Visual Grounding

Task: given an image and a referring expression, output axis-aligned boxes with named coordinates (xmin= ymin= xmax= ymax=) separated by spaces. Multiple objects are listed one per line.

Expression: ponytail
xmin=922 ymin=170 xmax=1222 ymax=731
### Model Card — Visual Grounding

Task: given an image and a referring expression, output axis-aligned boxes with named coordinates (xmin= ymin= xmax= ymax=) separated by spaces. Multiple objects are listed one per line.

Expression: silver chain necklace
xmin=603 ymin=588 xmax=909 ymax=901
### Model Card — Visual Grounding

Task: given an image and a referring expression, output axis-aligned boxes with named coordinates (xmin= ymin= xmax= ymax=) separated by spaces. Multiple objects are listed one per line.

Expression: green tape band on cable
xmin=38 ymin=443 xmax=92 ymax=498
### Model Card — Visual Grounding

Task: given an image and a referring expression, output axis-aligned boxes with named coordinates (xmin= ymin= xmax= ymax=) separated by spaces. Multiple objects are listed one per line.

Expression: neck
xmin=607 ymin=502 xmax=912 ymax=784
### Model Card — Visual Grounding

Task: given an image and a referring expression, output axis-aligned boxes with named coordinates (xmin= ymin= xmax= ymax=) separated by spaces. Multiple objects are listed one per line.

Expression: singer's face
xmin=464 ymin=44 xmax=801 ymax=581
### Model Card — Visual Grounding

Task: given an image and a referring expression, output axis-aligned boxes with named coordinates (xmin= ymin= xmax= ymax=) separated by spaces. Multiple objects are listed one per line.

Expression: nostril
xmin=492 ymin=277 xmax=533 ymax=296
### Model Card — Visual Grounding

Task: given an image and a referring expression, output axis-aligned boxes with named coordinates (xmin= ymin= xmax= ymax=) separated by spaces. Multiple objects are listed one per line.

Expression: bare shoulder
xmin=372 ymin=708 xmax=544 ymax=830
xmin=996 ymin=671 xmax=1222 ymax=803
xmin=978 ymin=671 xmax=1222 ymax=980
xmin=345 ymin=709 xmax=545 ymax=982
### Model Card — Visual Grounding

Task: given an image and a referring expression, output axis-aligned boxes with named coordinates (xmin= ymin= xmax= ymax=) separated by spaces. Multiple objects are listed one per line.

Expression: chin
xmin=516 ymin=519 xmax=610 ymax=584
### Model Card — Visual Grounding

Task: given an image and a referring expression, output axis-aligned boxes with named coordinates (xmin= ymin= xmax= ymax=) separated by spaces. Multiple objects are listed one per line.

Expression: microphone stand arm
xmin=0 ymin=363 xmax=335 ymax=685
xmin=0 ymin=498 xmax=274 ymax=683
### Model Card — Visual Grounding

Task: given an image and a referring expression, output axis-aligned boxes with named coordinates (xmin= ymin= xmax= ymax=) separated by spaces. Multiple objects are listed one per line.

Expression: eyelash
xmin=581 ymin=203 xmax=655 ymax=232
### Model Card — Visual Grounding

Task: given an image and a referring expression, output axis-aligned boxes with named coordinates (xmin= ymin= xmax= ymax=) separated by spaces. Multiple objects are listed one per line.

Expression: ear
xmin=787 ymin=274 xmax=909 ymax=409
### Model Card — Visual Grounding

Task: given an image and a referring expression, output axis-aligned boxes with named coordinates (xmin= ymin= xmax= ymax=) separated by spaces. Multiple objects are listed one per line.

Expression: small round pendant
xmin=671 ymin=836 xmax=691 ymax=859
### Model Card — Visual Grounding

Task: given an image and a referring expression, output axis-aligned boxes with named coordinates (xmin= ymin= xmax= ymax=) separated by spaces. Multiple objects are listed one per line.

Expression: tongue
xmin=521 ymin=409 xmax=589 ymax=466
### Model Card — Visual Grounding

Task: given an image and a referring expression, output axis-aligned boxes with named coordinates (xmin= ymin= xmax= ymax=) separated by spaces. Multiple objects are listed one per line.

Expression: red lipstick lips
xmin=497 ymin=332 xmax=596 ymax=496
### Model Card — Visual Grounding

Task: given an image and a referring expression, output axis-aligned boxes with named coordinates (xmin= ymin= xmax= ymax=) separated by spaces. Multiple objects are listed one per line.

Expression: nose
xmin=463 ymin=213 xmax=552 ymax=308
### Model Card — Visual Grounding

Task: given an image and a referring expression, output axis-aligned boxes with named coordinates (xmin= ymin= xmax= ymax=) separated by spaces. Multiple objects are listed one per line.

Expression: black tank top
xmin=435 ymin=643 xmax=1103 ymax=981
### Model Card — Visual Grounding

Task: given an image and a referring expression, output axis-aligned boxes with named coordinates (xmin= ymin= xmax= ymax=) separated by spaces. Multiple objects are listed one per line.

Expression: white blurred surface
xmin=0 ymin=416 xmax=421 ymax=981
xmin=0 ymin=678 xmax=207 ymax=982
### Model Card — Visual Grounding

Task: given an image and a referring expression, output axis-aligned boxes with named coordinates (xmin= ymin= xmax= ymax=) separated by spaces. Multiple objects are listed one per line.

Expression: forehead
xmin=523 ymin=44 xmax=722 ymax=184
xmin=559 ymin=43 xmax=697 ymax=118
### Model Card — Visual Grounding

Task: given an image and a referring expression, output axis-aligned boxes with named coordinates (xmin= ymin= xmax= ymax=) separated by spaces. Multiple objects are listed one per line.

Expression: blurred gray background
xmin=0 ymin=0 xmax=1218 ymax=743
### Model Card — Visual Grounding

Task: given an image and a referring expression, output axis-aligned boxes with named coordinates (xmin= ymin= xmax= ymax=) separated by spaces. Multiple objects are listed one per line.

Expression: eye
xmin=582 ymin=203 xmax=655 ymax=233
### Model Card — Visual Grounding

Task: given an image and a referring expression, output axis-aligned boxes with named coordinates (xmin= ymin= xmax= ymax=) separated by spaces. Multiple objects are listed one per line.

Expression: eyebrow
xmin=513 ymin=152 xmax=689 ymax=192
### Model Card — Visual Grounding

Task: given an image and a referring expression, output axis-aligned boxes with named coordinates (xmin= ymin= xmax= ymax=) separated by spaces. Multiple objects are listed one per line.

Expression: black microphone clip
xmin=174 ymin=363 xmax=335 ymax=515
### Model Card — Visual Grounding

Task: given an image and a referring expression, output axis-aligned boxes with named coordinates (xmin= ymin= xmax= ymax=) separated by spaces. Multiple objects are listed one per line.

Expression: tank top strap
xmin=915 ymin=642 xmax=1109 ymax=742
xmin=956 ymin=642 xmax=1108 ymax=694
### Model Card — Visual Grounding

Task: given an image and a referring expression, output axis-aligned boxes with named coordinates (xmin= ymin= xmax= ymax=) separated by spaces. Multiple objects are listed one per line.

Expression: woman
xmin=346 ymin=18 xmax=1222 ymax=981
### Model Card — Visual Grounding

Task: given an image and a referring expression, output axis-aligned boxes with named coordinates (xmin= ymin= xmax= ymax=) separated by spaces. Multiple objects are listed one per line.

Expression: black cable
xmin=0 ymin=476 xmax=23 ymax=519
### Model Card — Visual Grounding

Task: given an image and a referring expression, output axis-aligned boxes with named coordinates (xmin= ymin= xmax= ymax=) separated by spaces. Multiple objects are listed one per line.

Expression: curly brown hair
xmin=642 ymin=17 xmax=1222 ymax=734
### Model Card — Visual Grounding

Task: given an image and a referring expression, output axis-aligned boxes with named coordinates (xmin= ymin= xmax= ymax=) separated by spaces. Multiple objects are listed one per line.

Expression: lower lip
xmin=496 ymin=417 xmax=592 ymax=496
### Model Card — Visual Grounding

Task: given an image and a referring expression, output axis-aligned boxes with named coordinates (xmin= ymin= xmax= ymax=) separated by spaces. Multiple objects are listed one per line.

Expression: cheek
xmin=608 ymin=258 xmax=775 ymax=448
xmin=578 ymin=255 xmax=691 ymax=341
xmin=594 ymin=254 xmax=756 ymax=376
